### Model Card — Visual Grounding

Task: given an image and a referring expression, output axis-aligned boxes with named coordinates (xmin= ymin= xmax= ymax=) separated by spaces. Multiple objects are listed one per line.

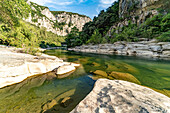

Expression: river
xmin=0 ymin=50 xmax=170 ymax=113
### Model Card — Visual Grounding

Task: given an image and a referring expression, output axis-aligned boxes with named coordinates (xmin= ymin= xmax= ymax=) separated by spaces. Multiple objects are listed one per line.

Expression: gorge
xmin=0 ymin=0 xmax=170 ymax=113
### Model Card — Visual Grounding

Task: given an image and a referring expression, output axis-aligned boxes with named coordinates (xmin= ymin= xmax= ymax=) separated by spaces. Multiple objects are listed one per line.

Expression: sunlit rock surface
xmin=119 ymin=0 xmax=161 ymax=19
xmin=0 ymin=46 xmax=79 ymax=88
xmin=69 ymin=40 xmax=170 ymax=59
xmin=71 ymin=79 xmax=170 ymax=113
xmin=24 ymin=1 xmax=91 ymax=36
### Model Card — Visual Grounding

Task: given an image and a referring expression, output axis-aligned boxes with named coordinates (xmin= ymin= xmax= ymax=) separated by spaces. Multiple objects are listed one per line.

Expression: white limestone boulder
xmin=0 ymin=47 xmax=79 ymax=88
xmin=71 ymin=79 xmax=170 ymax=113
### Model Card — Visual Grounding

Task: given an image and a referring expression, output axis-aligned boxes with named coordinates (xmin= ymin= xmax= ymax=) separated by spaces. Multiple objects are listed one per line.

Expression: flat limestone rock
xmin=0 ymin=47 xmax=79 ymax=88
xmin=69 ymin=41 xmax=170 ymax=59
xmin=55 ymin=65 xmax=76 ymax=75
xmin=71 ymin=79 xmax=170 ymax=113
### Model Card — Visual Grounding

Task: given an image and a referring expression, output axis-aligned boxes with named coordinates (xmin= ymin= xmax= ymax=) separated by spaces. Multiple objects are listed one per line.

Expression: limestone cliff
xmin=24 ymin=1 xmax=91 ymax=36
xmin=51 ymin=11 xmax=92 ymax=36
xmin=119 ymin=0 xmax=164 ymax=24
xmin=107 ymin=0 xmax=168 ymax=36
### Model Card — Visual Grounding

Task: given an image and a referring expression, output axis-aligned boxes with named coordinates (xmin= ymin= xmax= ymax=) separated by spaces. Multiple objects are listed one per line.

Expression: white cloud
xmin=79 ymin=0 xmax=87 ymax=3
xmin=96 ymin=0 xmax=117 ymax=14
xmin=29 ymin=0 xmax=85 ymax=6
xmin=29 ymin=0 xmax=54 ymax=6
xmin=99 ymin=0 xmax=117 ymax=8
xmin=28 ymin=0 xmax=88 ymax=12
xmin=54 ymin=1 xmax=74 ymax=5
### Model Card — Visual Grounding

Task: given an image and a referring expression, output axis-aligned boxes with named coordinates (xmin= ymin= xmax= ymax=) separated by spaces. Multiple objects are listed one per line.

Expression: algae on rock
xmin=109 ymin=71 xmax=141 ymax=84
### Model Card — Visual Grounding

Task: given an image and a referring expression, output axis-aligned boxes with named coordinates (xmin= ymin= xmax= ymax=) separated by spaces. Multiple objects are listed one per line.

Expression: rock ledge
xmin=0 ymin=46 xmax=79 ymax=88
xmin=71 ymin=79 xmax=170 ymax=113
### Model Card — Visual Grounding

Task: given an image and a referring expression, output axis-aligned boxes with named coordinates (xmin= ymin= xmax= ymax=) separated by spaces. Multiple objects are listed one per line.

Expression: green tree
xmin=66 ymin=27 xmax=81 ymax=47
xmin=80 ymin=1 xmax=119 ymax=45
xmin=87 ymin=29 xmax=103 ymax=44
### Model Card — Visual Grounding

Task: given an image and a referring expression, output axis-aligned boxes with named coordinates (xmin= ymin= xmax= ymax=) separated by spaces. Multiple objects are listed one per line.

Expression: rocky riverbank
xmin=71 ymin=79 xmax=170 ymax=113
xmin=69 ymin=39 xmax=170 ymax=60
xmin=0 ymin=45 xmax=80 ymax=88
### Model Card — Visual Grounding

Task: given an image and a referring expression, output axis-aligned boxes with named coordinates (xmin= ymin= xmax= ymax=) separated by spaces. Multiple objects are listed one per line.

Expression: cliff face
xmin=51 ymin=11 xmax=92 ymax=36
xmin=119 ymin=0 xmax=162 ymax=24
xmin=119 ymin=0 xmax=161 ymax=18
xmin=24 ymin=1 xmax=91 ymax=36
xmin=24 ymin=8 xmax=56 ymax=34
xmin=107 ymin=0 xmax=166 ymax=36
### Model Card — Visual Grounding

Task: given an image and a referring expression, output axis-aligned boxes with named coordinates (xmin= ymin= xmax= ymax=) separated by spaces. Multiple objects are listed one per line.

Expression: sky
xmin=29 ymin=0 xmax=117 ymax=19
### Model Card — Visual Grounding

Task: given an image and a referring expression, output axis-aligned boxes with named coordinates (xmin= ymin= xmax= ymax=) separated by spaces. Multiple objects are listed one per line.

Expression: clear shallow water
xmin=0 ymin=50 xmax=170 ymax=113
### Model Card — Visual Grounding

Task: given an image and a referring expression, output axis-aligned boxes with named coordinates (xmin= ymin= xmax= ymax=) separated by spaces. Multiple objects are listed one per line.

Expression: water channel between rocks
xmin=0 ymin=50 xmax=170 ymax=113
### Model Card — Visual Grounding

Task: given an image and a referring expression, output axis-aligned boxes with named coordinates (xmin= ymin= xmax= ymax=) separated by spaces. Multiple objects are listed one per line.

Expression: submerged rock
xmin=41 ymin=89 xmax=76 ymax=113
xmin=106 ymin=62 xmax=139 ymax=74
xmin=93 ymin=70 xmax=108 ymax=78
xmin=42 ymin=99 xmax=57 ymax=112
xmin=92 ymin=70 xmax=140 ymax=84
xmin=71 ymin=79 xmax=170 ymax=113
xmin=92 ymin=62 xmax=101 ymax=67
xmin=109 ymin=71 xmax=141 ymax=84
xmin=60 ymin=97 xmax=73 ymax=108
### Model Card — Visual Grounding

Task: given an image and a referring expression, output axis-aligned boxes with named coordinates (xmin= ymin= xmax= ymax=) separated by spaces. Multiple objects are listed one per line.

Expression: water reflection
xmin=0 ymin=67 xmax=95 ymax=113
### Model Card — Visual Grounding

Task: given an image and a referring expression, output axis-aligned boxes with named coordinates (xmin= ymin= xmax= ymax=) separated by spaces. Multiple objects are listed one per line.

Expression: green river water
xmin=0 ymin=50 xmax=170 ymax=113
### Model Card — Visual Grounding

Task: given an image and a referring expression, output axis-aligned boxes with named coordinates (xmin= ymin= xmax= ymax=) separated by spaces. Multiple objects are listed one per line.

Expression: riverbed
xmin=0 ymin=50 xmax=170 ymax=113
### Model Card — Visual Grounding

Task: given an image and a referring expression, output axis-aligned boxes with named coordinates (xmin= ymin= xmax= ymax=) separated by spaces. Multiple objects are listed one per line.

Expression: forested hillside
xmin=0 ymin=0 xmax=65 ymax=54
xmin=0 ymin=0 xmax=91 ymax=54
xmin=66 ymin=0 xmax=170 ymax=47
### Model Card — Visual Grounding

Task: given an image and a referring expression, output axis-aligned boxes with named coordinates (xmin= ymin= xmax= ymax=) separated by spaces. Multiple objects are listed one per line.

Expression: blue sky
xmin=29 ymin=0 xmax=117 ymax=19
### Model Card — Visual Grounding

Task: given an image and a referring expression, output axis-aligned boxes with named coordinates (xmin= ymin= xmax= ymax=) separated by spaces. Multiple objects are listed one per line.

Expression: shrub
xmin=161 ymin=13 xmax=170 ymax=32
xmin=157 ymin=31 xmax=170 ymax=42
xmin=87 ymin=29 xmax=102 ymax=44
xmin=0 ymin=20 xmax=65 ymax=53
